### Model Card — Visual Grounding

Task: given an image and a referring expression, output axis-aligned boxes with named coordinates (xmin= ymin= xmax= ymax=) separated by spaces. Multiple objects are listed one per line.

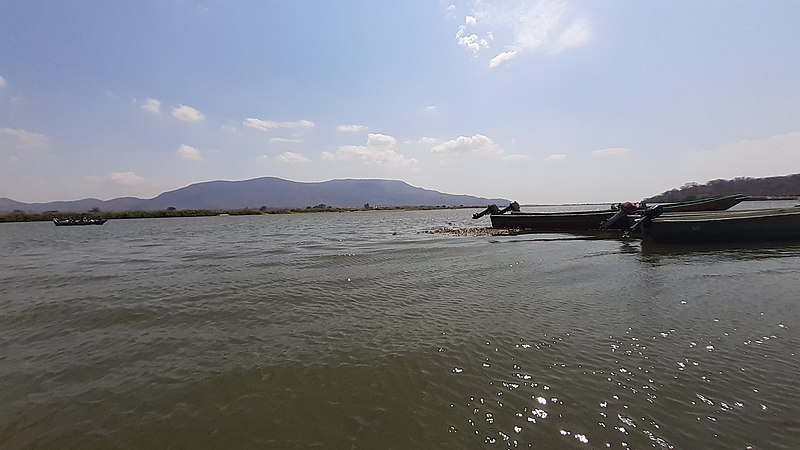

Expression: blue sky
xmin=2 ymin=0 xmax=799 ymax=204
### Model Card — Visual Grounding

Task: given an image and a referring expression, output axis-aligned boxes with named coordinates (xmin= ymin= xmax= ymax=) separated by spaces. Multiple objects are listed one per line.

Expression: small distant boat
xmin=53 ymin=217 xmax=108 ymax=226
xmin=477 ymin=195 xmax=747 ymax=232
xmin=637 ymin=206 xmax=800 ymax=244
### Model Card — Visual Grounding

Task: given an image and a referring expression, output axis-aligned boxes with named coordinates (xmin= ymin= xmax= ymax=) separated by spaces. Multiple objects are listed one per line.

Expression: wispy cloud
xmin=418 ymin=137 xmax=442 ymax=146
xmin=430 ymin=134 xmax=501 ymax=155
xmin=551 ymin=16 xmax=591 ymax=54
xmin=277 ymin=151 xmax=311 ymax=164
xmin=141 ymin=98 xmax=161 ymax=114
xmin=0 ymin=75 xmax=6 ymax=88
xmin=687 ymin=132 xmax=800 ymax=179
xmin=592 ymin=147 xmax=630 ymax=158
xmin=172 ymin=105 xmax=205 ymax=123
xmin=270 ymin=137 xmax=303 ymax=144
xmin=331 ymin=133 xmax=418 ymax=167
xmin=545 ymin=154 xmax=567 ymax=161
xmin=336 ymin=124 xmax=368 ymax=133
xmin=244 ymin=118 xmax=315 ymax=131
xmin=0 ymin=128 xmax=48 ymax=155
xmin=177 ymin=144 xmax=203 ymax=161
xmin=455 ymin=0 xmax=592 ymax=67
xmin=503 ymin=154 xmax=531 ymax=161
xmin=85 ymin=171 xmax=150 ymax=188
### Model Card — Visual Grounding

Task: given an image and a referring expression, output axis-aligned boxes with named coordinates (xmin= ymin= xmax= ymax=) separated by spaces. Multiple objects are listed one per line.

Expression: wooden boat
xmin=480 ymin=195 xmax=747 ymax=232
xmin=638 ymin=207 xmax=800 ymax=243
xmin=488 ymin=208 xmax=632 ymax=231
xmin=53 ymin=217 xmax=108 ymax=226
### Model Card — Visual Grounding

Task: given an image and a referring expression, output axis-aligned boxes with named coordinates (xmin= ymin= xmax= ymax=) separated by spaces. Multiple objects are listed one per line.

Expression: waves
xmin=2 ymin=212 xmax=800 ymax=448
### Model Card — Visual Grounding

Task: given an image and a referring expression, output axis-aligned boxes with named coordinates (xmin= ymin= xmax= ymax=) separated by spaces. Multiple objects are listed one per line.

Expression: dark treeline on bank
xmin=0 ymin=204 xmax=473 ymax=223
xmin=645 ymin=173 xmax=800 ymax=202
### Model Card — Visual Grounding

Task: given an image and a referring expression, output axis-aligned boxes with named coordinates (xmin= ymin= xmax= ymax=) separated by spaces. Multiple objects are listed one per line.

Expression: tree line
xmin=0 ymin=204 xmax=469 ymax=223
xmin=644 ymin=174 xmax=800 ymax=202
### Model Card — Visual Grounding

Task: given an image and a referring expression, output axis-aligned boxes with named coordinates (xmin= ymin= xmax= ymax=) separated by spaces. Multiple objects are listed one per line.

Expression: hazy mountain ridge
xmin=644 ymin=173 xmax=800 ymax=202
xmin=0 ymin=178 xmax=508 ymax=213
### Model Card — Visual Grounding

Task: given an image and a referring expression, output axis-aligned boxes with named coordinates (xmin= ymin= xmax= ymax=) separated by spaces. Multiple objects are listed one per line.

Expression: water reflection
xmin=640 ymin=239 xmax=800 ymax=260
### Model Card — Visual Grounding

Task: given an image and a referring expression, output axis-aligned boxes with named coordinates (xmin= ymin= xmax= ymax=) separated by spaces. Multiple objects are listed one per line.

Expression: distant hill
xmin=644 ymin=173 xmax=800 ymax=202
xmin=0 ymin=177 xmax=509 ymax=213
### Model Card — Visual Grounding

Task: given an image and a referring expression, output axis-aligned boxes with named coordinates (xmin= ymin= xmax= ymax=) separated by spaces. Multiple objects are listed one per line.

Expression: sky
xmin=1 ymin=0 xmax=799 ymax=204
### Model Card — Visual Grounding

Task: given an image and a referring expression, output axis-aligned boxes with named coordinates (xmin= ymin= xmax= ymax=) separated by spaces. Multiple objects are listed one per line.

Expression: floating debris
xmin=422 ymin=227 xmax=521 ymax=236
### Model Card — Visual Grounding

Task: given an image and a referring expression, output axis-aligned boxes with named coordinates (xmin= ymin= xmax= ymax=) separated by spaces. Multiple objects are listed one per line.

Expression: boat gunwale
xmin=652 ymin=207 xmax=800 ymax=223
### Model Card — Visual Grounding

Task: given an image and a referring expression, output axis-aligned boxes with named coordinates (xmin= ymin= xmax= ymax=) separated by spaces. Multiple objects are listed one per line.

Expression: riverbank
xmin=0 ymin=205 xmax=479 ymax=223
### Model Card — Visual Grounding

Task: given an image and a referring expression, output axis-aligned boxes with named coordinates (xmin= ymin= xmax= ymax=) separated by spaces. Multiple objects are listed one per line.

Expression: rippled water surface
xmin=2 ymin=207 xmax=799 ymax=449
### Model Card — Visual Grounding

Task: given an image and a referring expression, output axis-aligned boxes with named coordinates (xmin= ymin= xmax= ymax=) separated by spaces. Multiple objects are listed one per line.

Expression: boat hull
xmin=642 ymin=208 xmax=800 ymax=243
xmin=489 ymin=210 xmax=630 ymax=231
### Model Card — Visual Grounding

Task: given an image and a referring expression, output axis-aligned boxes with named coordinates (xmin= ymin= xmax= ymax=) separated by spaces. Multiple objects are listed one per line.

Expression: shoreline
xmin=0 ymin=205 xmax=483 ymax=223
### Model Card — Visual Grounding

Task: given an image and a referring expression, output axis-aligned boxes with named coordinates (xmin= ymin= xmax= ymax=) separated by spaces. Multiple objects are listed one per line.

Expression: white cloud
xmin=489 ymin=50 xmax=518 ymax=68
xmin=244 ymin=118 xmax=315 ymax=131
xmin=332 ymin=133 xmax=418 ymax=167
xmin=455 ymin=0 xmax=592 ymax=67
xmin=141 ymin=98 xmax=161 ymax=114
xmin=455 ymin=25 xmax=490 ymax=54
xmin=177 ymin=144 xmax=203 ymax=161
xmin=545 ymin=154 xmax=567 ymax=161
xmin=270 ymin=137 xmax=303 ymax=144
xmin=257 ymin=154 xmax=269 ymax=163
xmin=430 ymin=134 xmax=501 ymax=155
xmin=0 ymin=75 xmax=6 ymax=88
xmin=172 ymin=105 xmax=205 ymax=123
xmin=367 ymin=133 xmax=396 ymax=148
xmin=424 ymin=106 xmax=437 ymax=112
xmin=337 ymin=124 xmax=368 ymax=133
xmin=277 ymin=151 xmax=311 ymax=164
xmin=686 ymin=132 xmax=800 ymax=179
xmin=320 ymin=151 xmax=336 ymax=161
xmin=592 ymin=147 xmax=630 ymax=158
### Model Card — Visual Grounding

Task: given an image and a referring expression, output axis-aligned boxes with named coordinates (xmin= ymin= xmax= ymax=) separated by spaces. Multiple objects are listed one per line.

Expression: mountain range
xmin=0 ymin=178 xmax=509 ymax=213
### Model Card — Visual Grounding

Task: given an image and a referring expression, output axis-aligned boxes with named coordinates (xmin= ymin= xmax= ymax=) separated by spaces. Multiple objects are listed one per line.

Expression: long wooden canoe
xmin=656 ymin=194 xmax=746 ymax=213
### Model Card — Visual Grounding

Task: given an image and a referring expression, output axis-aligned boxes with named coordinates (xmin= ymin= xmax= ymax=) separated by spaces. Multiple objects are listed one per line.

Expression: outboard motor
xmin=473 ymin=204 xmax=501 ymax=219
xmin=600 ymin=202 xmax=638 ymax=230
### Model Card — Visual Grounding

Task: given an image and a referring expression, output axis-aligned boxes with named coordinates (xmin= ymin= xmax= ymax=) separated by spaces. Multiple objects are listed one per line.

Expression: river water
xmin=2 ymin=203 xmax=799 ymax=449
